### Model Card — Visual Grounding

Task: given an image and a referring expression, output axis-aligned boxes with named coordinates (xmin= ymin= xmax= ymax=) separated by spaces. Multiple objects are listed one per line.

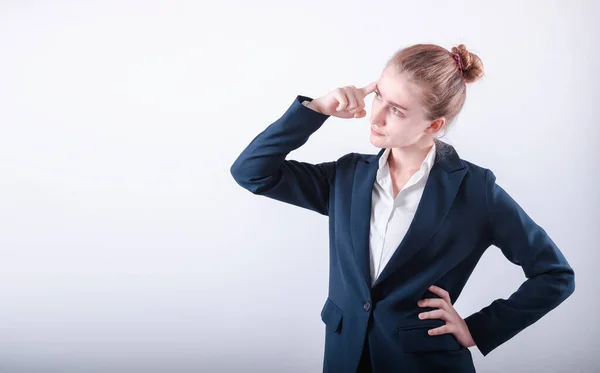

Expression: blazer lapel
xmin=350 ymin=149 xmax=384 ymax=291
xmin=372 ymin=140 xmax=467 ymax=289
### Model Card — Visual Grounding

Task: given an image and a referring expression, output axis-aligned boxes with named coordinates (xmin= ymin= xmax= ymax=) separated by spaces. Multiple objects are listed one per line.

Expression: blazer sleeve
xmin=230 ymin=95 xmax=335 ymax=216
xmin=464 ymin=169 xmax=575 ymax=356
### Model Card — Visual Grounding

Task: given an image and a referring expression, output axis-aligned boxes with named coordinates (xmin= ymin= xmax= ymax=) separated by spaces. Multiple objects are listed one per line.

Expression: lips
xmin=371 ymin=128 xmax=383 ymax=136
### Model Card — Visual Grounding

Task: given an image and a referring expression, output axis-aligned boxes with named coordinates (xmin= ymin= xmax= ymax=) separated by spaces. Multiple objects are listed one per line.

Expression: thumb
xmin=353 ymin=109 xmax=367 ymax=118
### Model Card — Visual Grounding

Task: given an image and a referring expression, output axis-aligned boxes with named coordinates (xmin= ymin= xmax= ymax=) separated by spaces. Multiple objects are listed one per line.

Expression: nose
xmin=370 ymin=102 xmax=386 ymax=127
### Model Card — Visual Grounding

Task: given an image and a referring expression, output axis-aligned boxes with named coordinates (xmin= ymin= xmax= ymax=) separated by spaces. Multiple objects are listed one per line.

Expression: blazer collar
xmin=365 ymin=139 xmax=464 ymax=173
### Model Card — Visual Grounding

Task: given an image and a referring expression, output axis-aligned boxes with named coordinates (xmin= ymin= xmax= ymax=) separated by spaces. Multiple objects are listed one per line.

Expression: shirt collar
xmin=377 ymin=142 xmax=437 ymax=183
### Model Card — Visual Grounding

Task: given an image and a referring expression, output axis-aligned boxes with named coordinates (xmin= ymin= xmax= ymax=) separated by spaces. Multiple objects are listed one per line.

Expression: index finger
xmin=358 ymin=80 xmax=378 ymax=97
xmin=429 ymin=285 xmax=452 ymax=305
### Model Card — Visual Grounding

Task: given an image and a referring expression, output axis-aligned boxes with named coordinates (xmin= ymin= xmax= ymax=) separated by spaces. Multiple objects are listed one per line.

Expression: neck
xmin=388 ymin=138 xmax=435 ymax=176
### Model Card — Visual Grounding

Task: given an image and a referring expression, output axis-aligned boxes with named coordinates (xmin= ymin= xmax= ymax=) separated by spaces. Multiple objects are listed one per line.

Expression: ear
xmin=425 ymin=117 xmax=446 ymax=135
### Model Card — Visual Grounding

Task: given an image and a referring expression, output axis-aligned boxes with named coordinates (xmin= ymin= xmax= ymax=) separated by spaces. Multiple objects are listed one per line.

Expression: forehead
xmin=378 ymin=66 xmax=421 ymax=108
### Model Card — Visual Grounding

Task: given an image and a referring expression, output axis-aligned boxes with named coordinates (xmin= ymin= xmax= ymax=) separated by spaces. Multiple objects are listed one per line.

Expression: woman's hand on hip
xmin=417 ymin=285 xmax=476 ymax=348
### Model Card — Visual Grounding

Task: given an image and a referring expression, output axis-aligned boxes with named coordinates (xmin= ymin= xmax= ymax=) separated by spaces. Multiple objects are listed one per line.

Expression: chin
xmin=369 ymin=134 xmax=386 ymax=148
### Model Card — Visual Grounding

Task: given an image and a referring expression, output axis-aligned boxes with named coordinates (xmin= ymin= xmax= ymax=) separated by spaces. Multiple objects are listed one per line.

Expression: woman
xmin=230 ymin=44 xmax=575 ymax=373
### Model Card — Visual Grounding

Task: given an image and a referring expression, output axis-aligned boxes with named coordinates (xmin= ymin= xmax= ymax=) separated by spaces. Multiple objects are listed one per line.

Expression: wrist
xmin=304 ymin=99 xmax=324 ymax=114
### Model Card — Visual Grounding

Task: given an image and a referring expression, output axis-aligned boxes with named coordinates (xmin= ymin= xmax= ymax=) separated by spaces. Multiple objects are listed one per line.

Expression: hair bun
xmin=451 ymin=44 xmax=484 ymax=84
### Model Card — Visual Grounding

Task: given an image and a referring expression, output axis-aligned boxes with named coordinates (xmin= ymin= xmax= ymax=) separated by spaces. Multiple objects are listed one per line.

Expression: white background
xmin=0 ymin=0 xmax=597 ymax=372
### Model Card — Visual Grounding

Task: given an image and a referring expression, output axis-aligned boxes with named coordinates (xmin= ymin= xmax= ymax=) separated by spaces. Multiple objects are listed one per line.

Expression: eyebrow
xmin=375 ymin=84 xmax=409 ymax=112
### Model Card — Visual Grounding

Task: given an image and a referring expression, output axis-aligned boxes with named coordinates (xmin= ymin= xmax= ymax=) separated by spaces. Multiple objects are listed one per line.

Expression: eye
xmin=391 ymin=107 xmax=404 ymax=117
xmin=374 ymin=90 xmax=403 ymax=117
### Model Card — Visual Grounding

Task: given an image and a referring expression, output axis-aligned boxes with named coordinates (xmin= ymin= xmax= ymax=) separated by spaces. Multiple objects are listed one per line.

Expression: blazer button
xmin=363 ymin=301 xmax=371 ymax=312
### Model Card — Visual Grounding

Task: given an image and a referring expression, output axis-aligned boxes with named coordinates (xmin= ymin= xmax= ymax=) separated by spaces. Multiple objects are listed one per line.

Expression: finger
xmin=349 ymin=105 xmax=363 ymax=115
xmin=353 ymin=109 xmax=366 ymax=118
xmin=429 ymin=285 xmax=452 ymax=305
xmin=358 ymin=80 xmax=378 ymax=97
xmin=333 ymin=89 xmax=348 ymax=112
xmin=345 ymin=87 xmax=358 ymax=111
xmin=351 ymin=88 xmax=366 ymax=112
xmin=428 ymin=324 xmax=453 ymax=336
xmin=418 ymin=298 xmax=446 ymax=310
xmin=418 ymin=309 xmax=448 ymax=321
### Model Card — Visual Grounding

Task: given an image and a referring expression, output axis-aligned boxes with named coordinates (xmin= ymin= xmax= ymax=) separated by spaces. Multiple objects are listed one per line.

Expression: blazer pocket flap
xmin=397 ymin=323 xmax=463 ymax=353
xmin=320 ymin=298 xmax=343 ymax=333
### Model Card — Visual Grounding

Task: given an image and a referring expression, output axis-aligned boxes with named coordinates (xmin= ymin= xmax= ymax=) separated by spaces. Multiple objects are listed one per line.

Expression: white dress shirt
xmin=368 ymin=142 xmax=437 ymax=286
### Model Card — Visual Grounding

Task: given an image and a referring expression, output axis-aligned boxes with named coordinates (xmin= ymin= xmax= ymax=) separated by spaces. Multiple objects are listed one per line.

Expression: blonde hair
xmin=385 ymin=43 xmax=484 ymax=135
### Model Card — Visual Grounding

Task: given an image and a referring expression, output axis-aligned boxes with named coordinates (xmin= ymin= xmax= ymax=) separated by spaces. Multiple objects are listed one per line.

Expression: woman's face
xmin=368 ymin=66 xmax=444 ymax=149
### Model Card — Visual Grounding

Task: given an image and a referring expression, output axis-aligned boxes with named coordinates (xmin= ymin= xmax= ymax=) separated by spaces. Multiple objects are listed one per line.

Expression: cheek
xmin=387 ymin=119 xmax=422 ymax=140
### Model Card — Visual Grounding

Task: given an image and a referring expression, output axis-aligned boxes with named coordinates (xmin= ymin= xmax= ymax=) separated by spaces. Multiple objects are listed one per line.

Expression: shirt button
xmin=363 ymin=301 xmax=371 ymax=312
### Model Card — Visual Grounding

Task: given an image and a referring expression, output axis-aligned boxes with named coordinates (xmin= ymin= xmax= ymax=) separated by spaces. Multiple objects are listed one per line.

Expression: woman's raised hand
xmin=307 ymin=81 xmax=378 ymax=119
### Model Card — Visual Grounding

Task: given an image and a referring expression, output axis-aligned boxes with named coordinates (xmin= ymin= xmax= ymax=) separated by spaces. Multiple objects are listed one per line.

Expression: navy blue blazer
xmin=230 ymin=95 xmax=575 ymax=373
